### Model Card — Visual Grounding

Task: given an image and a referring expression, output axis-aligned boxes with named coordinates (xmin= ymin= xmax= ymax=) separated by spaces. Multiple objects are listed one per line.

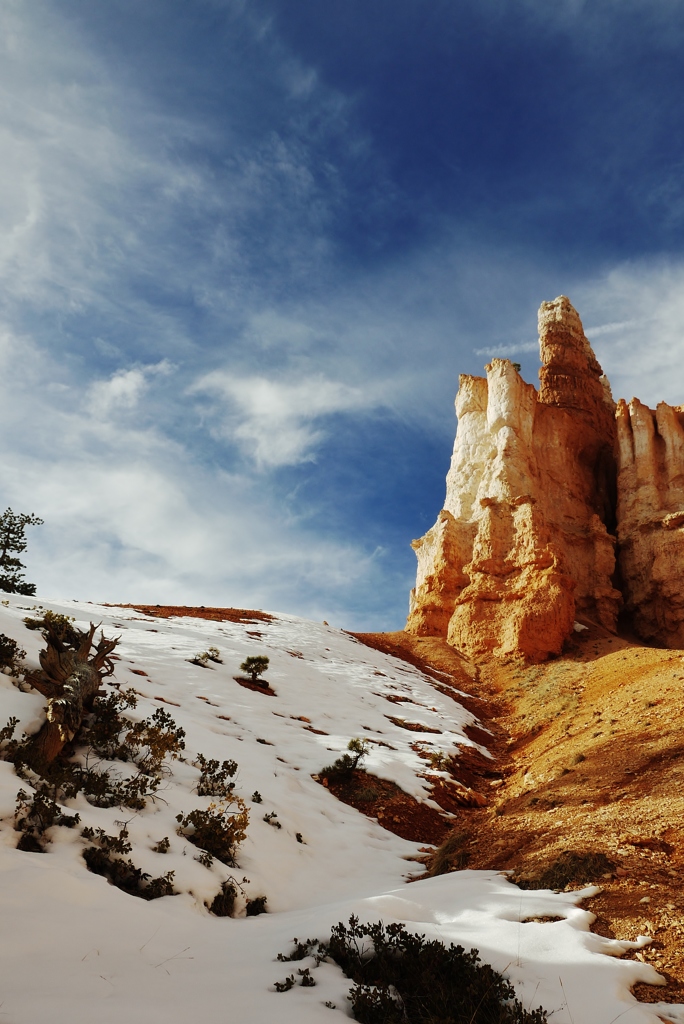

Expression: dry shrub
xmin=426 ymin=830 xmax=470 ymax=876
xmin=176 ymin=799 xmax=249 ymax=866
xmin=512 ymin=850 xmax=615 ymax=890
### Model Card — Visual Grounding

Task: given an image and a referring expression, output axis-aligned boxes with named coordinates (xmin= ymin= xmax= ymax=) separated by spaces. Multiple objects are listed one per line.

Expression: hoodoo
xmin=407 ymin=295 xmax=684 ymax=660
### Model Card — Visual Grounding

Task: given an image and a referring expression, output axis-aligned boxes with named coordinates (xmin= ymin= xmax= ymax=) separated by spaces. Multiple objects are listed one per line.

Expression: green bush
xmin=322 ymin=917 xmax=547 ymax=1024
xmin=0 ymin=634 xmax=26 ymax=673
xmin=189 ymin=646 xmax=223 ymax=668
xmin=240 ymin=655 xmax=269 ymax=682
xmin=23 ymin=609 xmax=82 ymax=649
xmin=195 ymin=753 xmax=237 ymax=797
xmin=321 ymin=738 xmax=369 ymax=783
xmin=76 ymin=690 xmax=186 ymax=810
xmin=14 ymin=786 xmax=80 ymax=851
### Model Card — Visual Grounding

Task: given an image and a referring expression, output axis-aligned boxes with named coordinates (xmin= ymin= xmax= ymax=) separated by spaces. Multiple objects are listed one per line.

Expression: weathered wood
xmin=27 ymin=620 xmax=118 ymax=763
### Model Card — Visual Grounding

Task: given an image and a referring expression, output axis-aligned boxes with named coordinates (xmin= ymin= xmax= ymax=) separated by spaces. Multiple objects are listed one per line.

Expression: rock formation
xmin=407 ymin=296 xmax=622 ymax=661
xmin=616 ymin=398 xmax=684 ymax=647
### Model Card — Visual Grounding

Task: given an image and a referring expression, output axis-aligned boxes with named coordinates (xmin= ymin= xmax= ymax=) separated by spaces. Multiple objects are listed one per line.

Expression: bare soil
xmin=319 ymin=768 xmax=453 ymax=846
xmin=354 ymin=624 xmax=684 ymax=1005
xmin=114 ymin=604 xmax=274 ymax=624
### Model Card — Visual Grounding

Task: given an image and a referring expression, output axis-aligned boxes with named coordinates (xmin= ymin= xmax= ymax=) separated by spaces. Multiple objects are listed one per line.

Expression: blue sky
xmin=2 ymin=0 xmax=684 ymax=628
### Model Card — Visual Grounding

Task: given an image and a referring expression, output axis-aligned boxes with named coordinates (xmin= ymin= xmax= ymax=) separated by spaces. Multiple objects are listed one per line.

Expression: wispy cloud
xmin=87 ymin=362 xmax=174 ymax=417
xmin=583 ymin=320 xmax=640 ymax=338
xmin=575 ymin=260 xmax=684 ymax=407
xmin=473 ymin=341 xmax=539 ymax=357
xmin=191 ymin=372 xmax=384 ymax=467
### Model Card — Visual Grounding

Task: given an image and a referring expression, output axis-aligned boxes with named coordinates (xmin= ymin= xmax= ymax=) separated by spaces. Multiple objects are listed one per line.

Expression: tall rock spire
xmin=407 ymin=296 xmax=620 ymax=662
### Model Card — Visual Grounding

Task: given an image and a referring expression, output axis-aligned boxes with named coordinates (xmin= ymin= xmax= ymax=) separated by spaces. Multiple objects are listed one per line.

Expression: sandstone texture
xmin=408 ymin=296 xmax=622 ymax=661
xmin=616 ymin=397 xmax=684 ymax=647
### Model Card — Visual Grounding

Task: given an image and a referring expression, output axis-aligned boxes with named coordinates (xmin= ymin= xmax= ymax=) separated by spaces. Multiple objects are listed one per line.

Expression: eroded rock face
xmin=616 ymin=398 xmax=684 ymax=647
xmin=407 ymin=296 xmax=621 ymax=661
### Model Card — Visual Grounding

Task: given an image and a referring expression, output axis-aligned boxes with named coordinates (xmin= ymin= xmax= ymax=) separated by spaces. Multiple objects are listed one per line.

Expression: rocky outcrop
xmin=407 ymin=296 xmax=621 ymax=662
xmin=616 ymin=398 xmax=684 ymax=647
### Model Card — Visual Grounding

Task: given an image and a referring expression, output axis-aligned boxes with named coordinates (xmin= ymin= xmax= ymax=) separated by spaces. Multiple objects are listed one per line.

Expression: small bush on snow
xmin=0 ymin=634 xmax=26 ymax=676
xmin=320 ymin=737 xmax=369 ymax=783
xmin=194 ymin=753 xmax=237 ymax=797
xmin=277 ymin=917 xmax=548 ymax=1022
xmin=245 ymin=894 xmax=268 ymax=916
xmin=82 ymin=825 xmax=176 ymax=901
xmin=239 ymin=655 xmax=269 ymax=683
xmin=176 ymin=799 xmax=249 ymax=867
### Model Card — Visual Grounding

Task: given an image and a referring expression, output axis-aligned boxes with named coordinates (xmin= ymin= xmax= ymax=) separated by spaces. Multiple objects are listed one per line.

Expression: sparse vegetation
xmin=14 ymin=785 xmax=80 ymax=851
xmin=245 ymin=894 xmax=268 ymax=916
xmin=240 ymin=655 xmax=269 ymax=683
xmin=176 ymin=799 xmax=249 ymax=866
xmin=274 ymin=922 xmax=547 ymax=1020
xmin=195 ymin=753 xmax=237 ymax=797
xmin=189 ymin=646 xmax=223 ymax=668
xmin=426 ymin=830 xmax=470 ymax=876
xmin=320 ymin=737 xmax=369 ymax=783
xmin=274 ymin=974 xmax=297 ymax=992
xmin=210 ymin=879 xmax=239 ymax=917
xmin=323 ymin=917 xmax=547 ymax=1023
xmin=277 ymin=937 xmax=322 ymax=962
xmin=74 ymin=690 xmax=186 ymax=810
xmin=82 ymin=825 xmax=176 ymax=900
xmin=208 ymin=874 xmax=250 ymax=917
xmin=512 ymin=850 xmax=615 ymax=891
xmin=0 ymin=624 xmax=191 ymax=868
xmin=0 ymin=634 xmax=26 ymax=675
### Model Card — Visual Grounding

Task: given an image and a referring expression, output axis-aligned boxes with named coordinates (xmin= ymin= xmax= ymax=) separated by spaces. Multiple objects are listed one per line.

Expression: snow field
xmin=0 ymin=595 xmax=680 ymax=1024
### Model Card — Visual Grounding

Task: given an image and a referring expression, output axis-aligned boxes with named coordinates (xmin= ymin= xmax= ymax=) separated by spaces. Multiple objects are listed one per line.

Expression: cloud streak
xmin=192 ymin=372 xmax=385 ymax=467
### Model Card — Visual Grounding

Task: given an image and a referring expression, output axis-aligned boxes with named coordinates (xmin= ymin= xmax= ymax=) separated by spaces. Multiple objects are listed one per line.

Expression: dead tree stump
xmin=24 ymin=617 xmax=118 ymax=763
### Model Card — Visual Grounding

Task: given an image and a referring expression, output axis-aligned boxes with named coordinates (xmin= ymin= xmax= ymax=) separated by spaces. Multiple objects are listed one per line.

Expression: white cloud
xmin=0 ymin=320 xmax=389 ymax=624
xmin=574 ymin=260 xmax=684 ymax=407
xmin=86 ymin=362 xmax=174 ymax=417
xmin=192 ymin=372 xmax=383 ymax=467
xmin=582 ymin=319 xmax=640 ymax=338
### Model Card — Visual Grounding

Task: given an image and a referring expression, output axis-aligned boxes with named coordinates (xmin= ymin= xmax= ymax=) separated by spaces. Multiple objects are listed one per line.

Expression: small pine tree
xmin=0 ymin=509 xmax=43 ymax=596
xmin=240 ymin=655 xmax=269 ymax=683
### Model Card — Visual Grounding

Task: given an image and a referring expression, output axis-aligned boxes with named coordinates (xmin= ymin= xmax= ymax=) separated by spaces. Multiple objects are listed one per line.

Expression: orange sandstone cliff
xmin=407 ymin=296 xmax=627 ymax=661
xmin=616 ymin=397 xmax=684 ymax=647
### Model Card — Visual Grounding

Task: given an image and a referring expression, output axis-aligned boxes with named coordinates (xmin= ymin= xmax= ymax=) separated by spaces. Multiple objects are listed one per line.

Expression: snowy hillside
xmin=0 ymin=596 xmax=679 ymax=1024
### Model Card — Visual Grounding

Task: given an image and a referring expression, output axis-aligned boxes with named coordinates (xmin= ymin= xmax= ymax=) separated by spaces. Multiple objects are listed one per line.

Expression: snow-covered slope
xmin=0 ymin=597 xmax=679 ymax=1024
